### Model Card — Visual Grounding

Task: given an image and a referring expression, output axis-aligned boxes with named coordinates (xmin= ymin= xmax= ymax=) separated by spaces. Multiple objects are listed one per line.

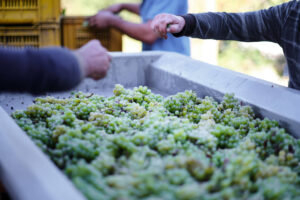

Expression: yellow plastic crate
xmin=0 ymin=24 xmax=60 ymax=47
xmin=61 ymin=16 xmax=122 ymax=51
xmin=0 ymin=0 xmax=61 ymax=24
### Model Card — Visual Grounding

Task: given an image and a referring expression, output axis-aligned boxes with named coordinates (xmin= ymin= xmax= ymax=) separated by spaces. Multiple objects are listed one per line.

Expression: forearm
xmin=110 ymin=16 xmax=157 ymax=44
xmin=0 ymin=47 xmax=82 ymax=94
xmin=119 ymin=3 xmax=140 ymax=15
xmin=175 ymin=9 xmax=283 ymax=43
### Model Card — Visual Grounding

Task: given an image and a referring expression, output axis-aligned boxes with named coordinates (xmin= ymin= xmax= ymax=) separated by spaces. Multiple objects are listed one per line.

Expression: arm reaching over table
xmin=151 ymin=1 xmax=300 ymax=90
xmin=0 ymin=40 xmax=111 ymax=94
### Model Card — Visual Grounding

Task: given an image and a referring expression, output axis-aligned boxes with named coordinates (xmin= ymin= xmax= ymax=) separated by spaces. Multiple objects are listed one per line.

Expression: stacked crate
xmin=61 ymin=16 xmax=122 ymax=51
xmin=0 ymin=0 xmax=61 ymax=47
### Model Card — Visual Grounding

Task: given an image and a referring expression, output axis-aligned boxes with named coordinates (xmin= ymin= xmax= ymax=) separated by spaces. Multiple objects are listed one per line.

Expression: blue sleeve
xmin=141 ymin=0 xmax=187 ymax=22
xmin=180 ymin=1 xmax=293 ymax=44
xmin=0 ymin=47 xmax=82 ymax=94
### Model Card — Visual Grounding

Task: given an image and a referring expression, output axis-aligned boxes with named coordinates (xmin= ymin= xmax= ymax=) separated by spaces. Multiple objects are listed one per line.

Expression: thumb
xmin=167 ymin=24 xmax=182 ymax=33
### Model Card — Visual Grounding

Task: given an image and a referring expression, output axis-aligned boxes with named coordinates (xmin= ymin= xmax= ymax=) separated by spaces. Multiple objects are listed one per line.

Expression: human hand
xmin=151 ymin=13 xmax=185 ymax=39
xmin=88 ymin=11 xmax=117 ymax=29
xmin=104 ymin=4 xmax=122 ymax=14
xmin=74 ymin=40 xmax=111 ymax=80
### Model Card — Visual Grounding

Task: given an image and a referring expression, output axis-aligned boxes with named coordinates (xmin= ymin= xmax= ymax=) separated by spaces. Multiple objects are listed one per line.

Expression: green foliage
xmin=13 ymin=85 xmax=300 ymax=200
xmin=218 ymin=41 xmax=284 ymax=76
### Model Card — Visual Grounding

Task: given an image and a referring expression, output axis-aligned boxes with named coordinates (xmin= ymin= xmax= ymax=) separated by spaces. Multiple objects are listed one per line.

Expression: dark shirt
xmin=0 ymin=47 xmax=81 ymax=94
xmin=175 ymin=0 xmax=300 ymax=90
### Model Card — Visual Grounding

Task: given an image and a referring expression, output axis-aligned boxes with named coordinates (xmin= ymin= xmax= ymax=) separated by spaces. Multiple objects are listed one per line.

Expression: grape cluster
xmin=12 ymin=85 xmax=300 ymax=200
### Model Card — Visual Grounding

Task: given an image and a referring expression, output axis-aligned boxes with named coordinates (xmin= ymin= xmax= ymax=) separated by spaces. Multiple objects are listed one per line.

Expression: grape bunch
xmin=12 ymin=85 xmax=300 ymax=200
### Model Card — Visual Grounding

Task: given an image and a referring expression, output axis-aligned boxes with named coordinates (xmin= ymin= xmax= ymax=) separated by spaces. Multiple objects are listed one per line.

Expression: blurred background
xmin=62 ymin=0 xmax=290 ymax=86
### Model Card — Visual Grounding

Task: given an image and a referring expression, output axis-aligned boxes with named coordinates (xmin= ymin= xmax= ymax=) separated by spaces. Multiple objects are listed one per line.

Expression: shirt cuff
xmin=173 ymin=14 xmax=196 ymax=37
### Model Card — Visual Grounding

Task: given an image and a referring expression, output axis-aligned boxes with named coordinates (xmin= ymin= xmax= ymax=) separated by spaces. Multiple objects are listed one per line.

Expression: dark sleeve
xmin=174 ymin=1 xmax=293 ymax=44
xmin=0 ymin=47 xmax=82 ymax=94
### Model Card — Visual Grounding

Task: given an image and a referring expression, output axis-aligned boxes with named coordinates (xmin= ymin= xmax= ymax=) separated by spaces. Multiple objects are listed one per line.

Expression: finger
xmin=97 ymin=48 xmax=108 ymax=57
xmin=96 ymin=57 xmax=110 ymax=71
xmin=162 ymin=33 xmax=168 ymax=40
xmin=162 ymin=21 xmax=171 ymax=34
xmin=153 ymin=21 xmax=165 ymax=38
xmin=93 ymin=75 xmax=103 ymax=80
xmin=89 ymin=73 xmax=96 ymax=80
xmin=166 ymin=23 xmax=172 ymax=32
xmin=151 ymin=20 xmax=160 ymax=31
xmin=157 ymin=22 xmax=164 ymax=34
xmin=156 ymin=23 xmax=163 ymax=35
xmin=95 ymin=57 xmax=110 ymax=71
xmin=98 ymin=71 xmax=107 ymax=79
xmin=100 ymin=72 xmax=107 ymax=79
xmin=104 ymin=57 xmax=111 ymax=69
xmin=168 ymin=24 xmax=180 ymax=33
xmin=107 ymin=54 xmax=112 ymax=62
xmin=90 ymin=71 xmax=106 ymax=80
xmin=154 ymin=29 xmax=163 ymax=38
xmin=158 ymin=30 xmax=165 ymax=38
xmin=158 ymin=23 xmax=167 ymax=36
xmin=89 ymin=39 xmax=101 ymax=46
xmin=153 ymin=29 xmax=161 ymax=38
xmin=91 ymin=74 xmax=101 ymax=80
xmin=154 ymin=24 xmax=160 ymax=34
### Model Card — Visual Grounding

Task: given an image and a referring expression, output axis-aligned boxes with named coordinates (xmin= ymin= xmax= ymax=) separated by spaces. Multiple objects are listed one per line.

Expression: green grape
xmin=11 ymin=84 xmax=300 ymax=200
